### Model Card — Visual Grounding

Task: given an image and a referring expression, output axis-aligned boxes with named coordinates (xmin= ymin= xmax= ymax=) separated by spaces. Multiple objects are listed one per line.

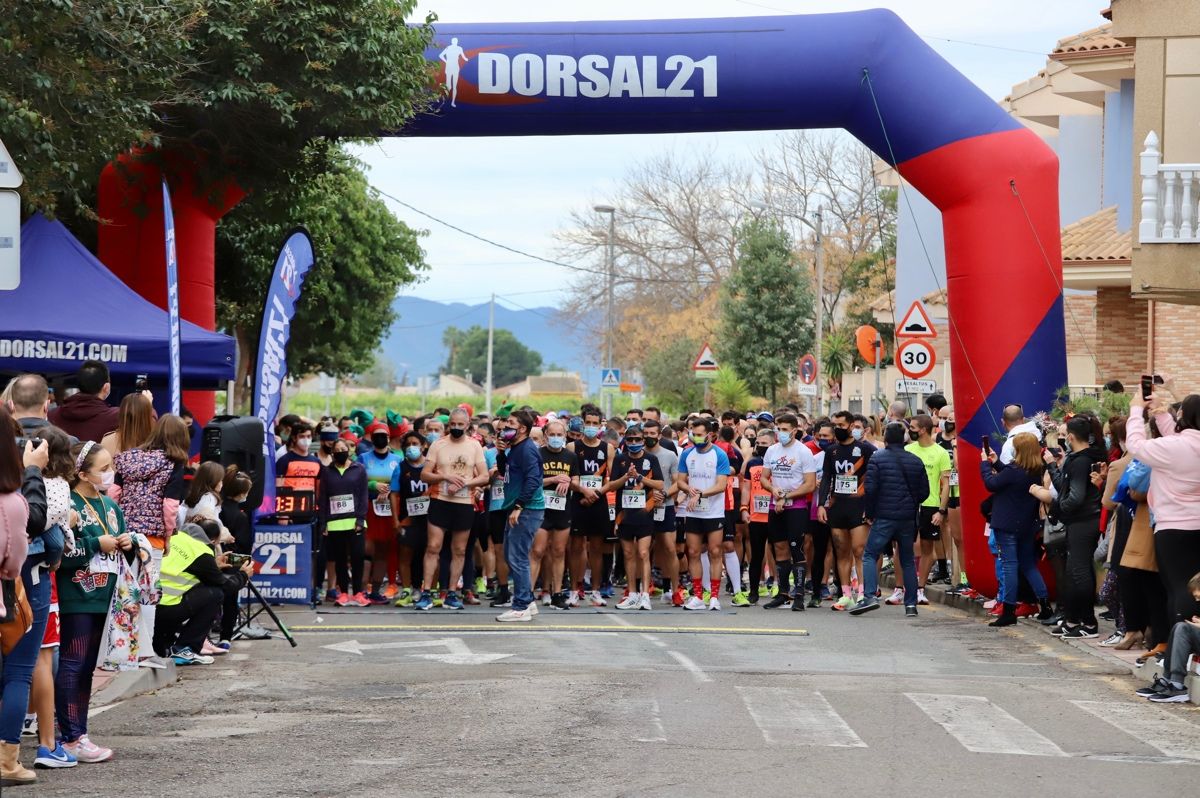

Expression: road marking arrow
xmin=322 ymin=637 xmax=513 ymax=665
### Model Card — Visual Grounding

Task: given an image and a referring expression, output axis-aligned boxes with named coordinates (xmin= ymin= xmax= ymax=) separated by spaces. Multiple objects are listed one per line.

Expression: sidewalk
xmin=90 ymin=662 xmax=179 ymax=706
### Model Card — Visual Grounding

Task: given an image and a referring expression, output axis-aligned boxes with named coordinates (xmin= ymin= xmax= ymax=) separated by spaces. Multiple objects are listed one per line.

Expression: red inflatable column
xmin=96 ymin=152 xmax=244 ymax=424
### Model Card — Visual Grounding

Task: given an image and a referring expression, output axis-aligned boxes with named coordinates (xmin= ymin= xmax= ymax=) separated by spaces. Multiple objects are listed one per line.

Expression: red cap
xmin=366 ymin=421 xmax=390 ymax=438
xmin=457 ymin=402 xmax=475 ymax=418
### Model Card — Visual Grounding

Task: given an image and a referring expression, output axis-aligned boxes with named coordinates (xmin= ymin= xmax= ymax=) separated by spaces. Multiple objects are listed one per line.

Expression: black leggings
xmin=808 ymin=522 xmax=831 ymax=587
xmin=325 ymin=529 xmax=366 ymax=594
xmin=1064 ymin=519 xmax=1100 ymax=625
xmin=748 ymin=522 xmax=769 ymax=594
xmin=153 ymin=585 xmax=223 ymax=656
xmin=1154 ymin=529 xmax=1200 ymax=627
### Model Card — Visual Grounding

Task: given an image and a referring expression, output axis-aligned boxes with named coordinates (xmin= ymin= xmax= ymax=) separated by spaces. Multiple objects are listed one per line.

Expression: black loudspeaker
xmin=202 ymin=415 xmax=266 ymax=511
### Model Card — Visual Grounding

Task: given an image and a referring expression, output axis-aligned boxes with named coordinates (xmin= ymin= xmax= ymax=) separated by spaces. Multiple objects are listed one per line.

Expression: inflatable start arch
xmin=97 ymin=11 xmax=1067 ymax=595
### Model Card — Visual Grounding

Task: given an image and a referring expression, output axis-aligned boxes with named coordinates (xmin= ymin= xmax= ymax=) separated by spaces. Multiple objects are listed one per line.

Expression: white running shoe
xmin=885 ymin=588 xmax=905 ymax=606
xmin=684 ymin=595 xmax=706 ymax=611
xmin=63 ymin=735 xmax=112 ymax=764
xmin=589 ymin=590 xmax=607 ymax=607
xmin=565 ymin=591 xmax=580 ymax=608
xmin=708 ymin=596 xmax=721 ymax=612
xmin=542 ymin=592 xmax=552 ymax=606
xmin=916 ymin=589 xmax=930 ymax=606
xmin=496 ymin=608 xmax=532 ymax=623
xmin=639 ymin=593 xmax=652 ymax=611
xmin=528 ymin=601 xmax=539 ymax=616
xmin=616 ymin=593 xmax=640 ymax=610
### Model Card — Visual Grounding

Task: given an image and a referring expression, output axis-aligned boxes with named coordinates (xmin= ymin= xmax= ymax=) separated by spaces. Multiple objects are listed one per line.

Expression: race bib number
xmin=372 ymin=499 xmax=392 ymax=517
xmin=490 ymin=483 xmax=505 ymax=502
xmin=695 ymin=496 xmax=712 ymax=513
xmin=330 ymin=494 xmax=355 ymax=515
xmin=834 ymin=475 xmax=858 ymax=495
xmin=443 ymin=483 xmax=469 ymax=500
xmin=622 ymin=490 xmax=646 ymax=510
xmin=543 ymin=491 xmax=567 ymax=511
xmin=653 ymin=507 xmax=665 ymax=522
xmin=405 ymin=497 xmax=429 ymax=517
xmin=730 ymin=476 xmax=740 ymax=490
xmin=89 ymin=549 xmax=120 ymax=575
xmin=949 ymin=470 xmax=960 ymax=487
xmin=580 ymin=475 xmax=602 ymax=490
xmin=608 ymin=506 xmax=616 ymax=522
xmin=753 ymin=494 xmax=771 ymax=515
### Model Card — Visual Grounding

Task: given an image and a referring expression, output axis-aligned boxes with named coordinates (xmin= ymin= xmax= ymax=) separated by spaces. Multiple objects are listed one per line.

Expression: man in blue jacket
xmin=496 ymin=409 xmax=546 ymax=622
xmin=850 ymin=422 xmax=930 ymax=617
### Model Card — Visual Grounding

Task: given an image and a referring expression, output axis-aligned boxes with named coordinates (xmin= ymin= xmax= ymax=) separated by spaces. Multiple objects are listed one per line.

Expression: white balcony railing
xmin=1140 ymin=131 xmax=1200 ymax=243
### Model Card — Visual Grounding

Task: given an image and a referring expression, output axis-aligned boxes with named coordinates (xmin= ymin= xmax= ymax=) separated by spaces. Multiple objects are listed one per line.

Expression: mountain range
xmin=380 ymin=296 xmax=599 ymax=387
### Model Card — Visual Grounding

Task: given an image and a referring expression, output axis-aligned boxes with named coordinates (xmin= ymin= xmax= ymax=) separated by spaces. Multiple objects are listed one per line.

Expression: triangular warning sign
xmin=692 ymin=342 xmax=718 ymax=371
xmin=0 ymin=137 xmax=22 ymax=189
xmin=897 ymin=300 xmax=936 ymax=338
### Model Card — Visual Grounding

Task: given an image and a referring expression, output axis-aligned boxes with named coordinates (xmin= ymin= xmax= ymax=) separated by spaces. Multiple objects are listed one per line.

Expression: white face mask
xmin=94 ymin=470 xmax=116 ymax=492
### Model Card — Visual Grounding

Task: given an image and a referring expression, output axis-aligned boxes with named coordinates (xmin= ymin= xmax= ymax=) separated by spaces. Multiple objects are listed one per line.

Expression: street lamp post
xmin=594 ymin=204 xmax=616 ymax=419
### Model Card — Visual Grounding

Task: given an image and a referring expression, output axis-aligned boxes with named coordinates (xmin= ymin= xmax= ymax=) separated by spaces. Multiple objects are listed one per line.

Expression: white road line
xmin=736 ymin=687 xmax=866 ymax=748
xmin=88 ymin=700 xmax=125 ymax=718
xmin=906 ymin=693 xmax=1067 ymax=757
xmin=668 ymin=650 xmax=713 ymax=683
xmin=641 ymin=633 xmax=668 ymax=648
xmin=605 ymin=613 xmax=635 ymax=627
xmin=1073 ymin=700 xmax=1200 ymax=761
xmin=635 ymin=698 xmax=668 ymax=743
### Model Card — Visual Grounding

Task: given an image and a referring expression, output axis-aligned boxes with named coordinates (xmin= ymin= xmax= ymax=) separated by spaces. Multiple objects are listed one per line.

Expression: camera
xmin=135 ymin=374 xmax=149 ymax=393
xmin=225 ymin=552 xmax=251 ymax=568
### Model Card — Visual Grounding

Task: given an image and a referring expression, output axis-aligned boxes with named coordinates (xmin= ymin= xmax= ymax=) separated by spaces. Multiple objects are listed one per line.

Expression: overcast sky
xmin=354 ymin=0 xmax=1108 ymax=312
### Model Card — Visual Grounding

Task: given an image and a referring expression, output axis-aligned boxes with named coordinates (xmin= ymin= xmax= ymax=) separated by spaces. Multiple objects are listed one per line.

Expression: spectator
xmin=178 ymin=462 xmax=233 ymax=535
xmin=999 ymin=404 xmax=1042 ymax=465
xmin=6 ymin=373 xmax=67 ymax=443
xmin=49 ymin=360 xmax=136 ymax=443
xmin=214 ymin=470 xmax=255 ymax=651
xmin=101 ymin=392 xmax=154 ymax=456
xmin=980 ymin=432 xmax=1052 ymax=627
xmin=925 ymin=393 xmax=947 ymax=415
xmin=1103 ymin=379 xmax=1125 ymax=395
xmin=1137 ymin=572 xmax=1200 ymax=703
xmin=1046 ymin=415 xmax=1105 ymax=639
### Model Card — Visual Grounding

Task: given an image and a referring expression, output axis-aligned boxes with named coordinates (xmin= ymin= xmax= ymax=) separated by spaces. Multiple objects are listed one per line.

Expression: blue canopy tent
xmin=0 ymin=214 xmax=235 ymax=386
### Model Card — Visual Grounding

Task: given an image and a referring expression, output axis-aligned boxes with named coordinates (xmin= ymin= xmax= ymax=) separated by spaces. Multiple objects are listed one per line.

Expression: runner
xmin=807 ymin=421 xmax=835 ymax=608
xmin=759 ymin=413 xmax=819 ymax=611
xmin=602 ymin=423 xmax=664 ymax=610
xmin=567 ymin=406 xmax=615 ymax=607
xmin=644 ymin=419 xmax=684 ymax=605
xmin=359 ymin=421 xmax=403 ymax=603
xmin=535 ymin=420 xmax=579 ymax=610
xmin=677 ymin=417 xmax=731 ymax=611
xmin=390 ymin=431 xmax=431 ymax=607
xmin=414 ymin=408 xmax=490 ymax=611
xmin=820 ymin=411 xmax=876 ymax=611
xmin=715 ymin=425 xmax=749 ymax=606
xmin=937 ymin=405 xmax=966 ymax=593
xmin=904 ymin=414 xmax=952 ymax=607
xmin=740 ymin=427 xmax=777 ymax=604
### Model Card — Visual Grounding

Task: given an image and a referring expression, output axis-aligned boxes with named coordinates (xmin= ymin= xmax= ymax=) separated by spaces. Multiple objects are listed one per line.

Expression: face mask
xmin=1104 ymin=435 xmax=1112 ymax=450
xmin=500 ymin=428 xmax=518 ymax=442
xmin=425 ymin=432 xmax=441 ymax=444
xmin=405 ymin=446 xmax=422 ymax=461
xmin=281 ymin=431 xmax=291 ymax=443
xmin=96 ymin=470 xmax=116 ymax=492
xmin=449 ymin=427 xmax=465 ymax=439
xmin=755 ymin=445 xmax=769 ymax=457
xmin=644 ymin=438 xmax=658 ymax=449
xmin=833 ymin=427 xmax=852 ymax=443
xmin=943 ymin=422 xmax=956 ymax=434
xmin=372 ymin=434 xmax=390 ymax=449
xmin=818 ymin=439 xmax=834 ymax=451
xmin=295 ymin=437 xmax=311 ymax=450
xmin=690 ymin=433 xmax=708 ymax=446
xmin=777 ymin=431 xmax=792 ymax=445
xmin=851 ymin=428 xmax=864 ymax=441
xmin=626 ymin=442 xmax=645 ymax=454
xmin=333 ymin=451 xmax=350 ymax=466
xmin=583 ymin=426 xmax=600 ymax=439
xmin=547 ymin=436 xmax=565 ymax=450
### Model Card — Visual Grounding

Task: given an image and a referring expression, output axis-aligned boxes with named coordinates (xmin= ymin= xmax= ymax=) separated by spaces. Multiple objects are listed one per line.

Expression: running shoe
xmin=1014 ymin=603 xmax=1038 ymax=618
xmin=394 ymin=588 xmax=415 ymax=608
xmin=527 ymin=601 xmax=539 ymax=616
xmin=1135 ymin=676 xmax=1172 ymax=698
xmin=365 ymin=591 xmax=388 ymax=605
xmin=565 ymin=591 xmax=581 ymax=608
xmin=916 ymin=589 xmax=929 ymax=606
xmin=671 ymin=587 xmax=687 ymax=607
xmin=62 ymin=736 xmax=112 ymax=764
xmin=589 ymin=590 xmax=608 ymax=607
xmin=762 ymin=593 xmax=790 ymax=610
xmin=496 ymin=608 xmax=532 ymax=623
xmin=351 ymin=592 xmax=371 ymax=607
xmin=325 ymin=589 xmax=340 ymax=604
xmin=171 ymin=646 xmax=214 ymax=666
xmin=982 ymin=598 xmax=998 ymax=610
xmin=214 ymin=640 xmax=232 ymax=652
xmin=1099 ymin=632 xmax=1124 ymax=647
xmin=806 ymin=594 xmax=822 ymax=609
xmin=617 ymin=593 xmax=640 ymax=610
xmin=433 ymin=593 xmax=445 ymax=608
xmin=463 ymin=590 xmax=481 ymax=606
xmin=21 ymin=714 xmax=36 ymax=737
xmin=848 ymin=597 xmax=879 ymax=615
xmin=819 ymin=584 xmax=831 ymax=601
xmin=200 ymin=640 xmax=226 ymax=657
xmin=335 ymin=592 xmax=352 ymax=607
xmin=731 ymin=592 xmax=751 ymax=607
xmin=413 ymin=591 xmax=434 ymax=611
xmin=885 ymin=588 xmax=905 ymax=606
xmin=1039 ymin=612 xmax=1064 ymax=627
xmin=443 ymin=591 xmax=465 ymax=610
xmin=639 ymin=593 xmax=652 ymax=611
xmin=905 ymin=606 xmax=918 ymax=618
xmin=684 ymin=595 xmax=706 ymax=611
xmin=832 ymin=595 xmax=855 ymax=612
xmin=709 ymin=596 xmax=721 ymax=611
xmin=599 ymin=584 xmax=615 ymax=598
xmin=1062 ymin=625 xmax=1098 ymax=639
xmin=542 ymin=592 xmax=552 ymax=606
xmin=702 ymin=590 xmax=711 ymax=601
xmin=551 ymin=592 xmax=570 ymax=611
xmin=791 ymin=595 xmax=806 ymax=612
xmin=490 ymin=588 xmax=512 ymax=608
xmin=34 ymin=743 xmax=78 ymax=769
xmin=1148 ymin=684 xmax=1190 ymax=703
xmin=382 ymin=583 xmax=400 ymax=600
xmin=1050 ymin=623 xmax=1072 ymax=637
xmin=748 ymin=590 xmax=759 ymax=605
xmin=474 ymin=577 xmax=488 ymax=595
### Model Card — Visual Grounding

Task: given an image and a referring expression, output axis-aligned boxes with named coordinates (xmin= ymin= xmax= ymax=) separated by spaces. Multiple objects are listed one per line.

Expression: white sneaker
xmin=528 ymin=601 xmax=539 ymax=616
xmin=709 ymin=596 xmax=722 ymax=611
xmin=916 ymin=589 xmax=930 ymax=606
xmin=21 ymin=713 xmax=36 ymax=737
xmin=496 ymin=608 xmax=532 ymax=623
xmin=684 ymin=595 xmax=706 ymax=611
xmin=565 ymin=591 xmax=580 ymax=608
xmin=617 ymin=593 xmax=640 ymax=610
xmin=63 ymin=735 xmax=113 ymax=764
xmin=661 ymin=589 xmax=672 ymax=604
xmin=885 ymin=588 xmax=905 ymax=606
xmin=639 ymin=593 xmax=652 ymax=611
xmin=542 ymin=592 xmax=552 ymax=606
xmin=589 ymin=590 xmax=607 ymax=607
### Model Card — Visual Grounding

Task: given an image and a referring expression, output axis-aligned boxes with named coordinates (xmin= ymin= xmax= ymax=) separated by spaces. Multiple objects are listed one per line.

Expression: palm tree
xmin=821 ymin=327 xmax=854 ymax=402
xmin=712 ymin=366 xmax=752 ymax=410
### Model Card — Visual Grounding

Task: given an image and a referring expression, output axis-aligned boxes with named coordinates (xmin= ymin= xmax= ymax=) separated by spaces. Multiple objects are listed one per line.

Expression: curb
xmin=92 ymin=662 xmax=179 ymax=706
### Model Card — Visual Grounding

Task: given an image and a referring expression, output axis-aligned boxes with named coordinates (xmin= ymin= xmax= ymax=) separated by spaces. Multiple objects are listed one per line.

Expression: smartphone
xmin=135 ymin=374 xmax=149 ymax=393
xmin=226 ymin=553 xmax=251 ymax=568
xmin=980 ymin=436 xmax=991 ymax=454
xmin=1141 ymin=375 xmax=1153 ymax=401
xmin=1090 ymin=463 xmax=1103 ymax=475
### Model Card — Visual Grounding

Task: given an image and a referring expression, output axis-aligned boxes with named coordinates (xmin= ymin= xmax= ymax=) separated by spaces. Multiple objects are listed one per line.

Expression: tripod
xmin=234 ymin=579 xmax=298 ymax=648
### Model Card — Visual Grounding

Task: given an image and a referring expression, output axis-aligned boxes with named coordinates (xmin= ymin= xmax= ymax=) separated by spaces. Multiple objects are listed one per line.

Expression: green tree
xmin=711 ymin=366 xmax=752 ymax=411
xmin=216 ymin=147 xmax=426 ymax=408
xmin=719 ymin=220 xmax=815 ymax=403
xmin=643 ymin=337 xmax=705 ymax=413
xmin=821 ymin=327 xmax=855 ymax=395
xmin=358 ymin=351 xmax=397 ymax=390
xmin=446 ymin=327 xmax=542 ymax=388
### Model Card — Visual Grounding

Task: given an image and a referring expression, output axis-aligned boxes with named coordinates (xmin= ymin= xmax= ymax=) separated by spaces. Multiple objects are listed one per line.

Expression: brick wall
xmin=1153 ymin=301 xmax=1200 ymax=392
xmin=1063 ymin=293 xmax=1097 ymax=360
xmin=1095 ymin=286 xmax=1149 ymax=388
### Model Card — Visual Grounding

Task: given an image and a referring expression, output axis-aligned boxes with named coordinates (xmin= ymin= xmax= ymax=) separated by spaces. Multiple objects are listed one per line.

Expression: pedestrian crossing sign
xmin=600 ymin=368 xmax=622 ymax=389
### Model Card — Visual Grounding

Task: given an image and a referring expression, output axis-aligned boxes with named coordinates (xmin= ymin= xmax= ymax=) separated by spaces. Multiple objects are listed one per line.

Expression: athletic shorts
xmin=947 ymin=497 xmax=960 ymax=510
xmin=683 ymin=516 xmax=724 ymax=536
xmin=826 ymin=501 xmax=867 ymax=531
xmin=365 ymin=511 xmax=394 ymax=544
xmin=542 ymin=508 xmax=572 ymax=531
xmin=571 ymin=503 xmax=613 ymax=538
xmin=918 ymin=505 xmax=942 ymax=541
xmin=397 ymin=520 xmax=427 ymax=548
xmin=724 ymin=509 xmax=739 ymax=539
xmin=618 ymin=524 xmax=653 ymax=541
xmin=654 ymin=505 xmax=677 ymax=535
xmin=767 ymin=508 xmax=808 ymax=544
xmin=41 ymin=606 xmax=59 ymax=649
xmin=428 ymin=499 xmax=475 ymax=533
xmin=675 ymin=514 xmax=687 ymax=545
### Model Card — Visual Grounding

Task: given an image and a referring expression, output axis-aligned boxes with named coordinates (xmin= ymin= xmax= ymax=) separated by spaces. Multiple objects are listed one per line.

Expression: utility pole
xmin=814 ymin=207 xmax=825 ymax=416
xmin=485 ymin=293 xmax=495 ymax=417
xmin=594 ymin=204 xmax=616 ymax=418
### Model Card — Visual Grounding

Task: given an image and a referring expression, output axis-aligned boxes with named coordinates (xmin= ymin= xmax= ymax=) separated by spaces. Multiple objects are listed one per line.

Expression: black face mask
xmin=943 ymin=422 xmax=956 ymax=433
xmin=372 ymin=434 xmax=389 ymax=450
xmin=755 ymin=446 xmax=768 ymax=457
xmin=448 ymin=427 xmax=466 ymax=439
xmin=645 ymin=438 xmax=658 ymax=448
xmin=833 ymin=427 xmax=852 ymax=443
xmin=333 ymin=451 xmax=350 ymax=465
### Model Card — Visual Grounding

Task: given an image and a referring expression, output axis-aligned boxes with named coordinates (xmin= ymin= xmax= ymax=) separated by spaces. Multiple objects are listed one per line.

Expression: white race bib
xmin=949 ymin=470 xmax=960 ymax=487
xmin=443 ymin=483 xmax=469 ymax=500
xmin=544 ymin=491 xmax=567 ymax=511
xmin=405 ymin=497 xmax=429 ymax=517
xmin=622 ymin=490 xmax=646 ymax=510
xmin=580 ymin=475 xmax=602 ymax=490
xmin=834 ymin=475 xmax=858 ymax=495
xmin=608 ymin=506 xmax=616 ymax=522
xmin=695 ymin=496 xmax=712 ymax=513
xmin=330 ymin=494 xmax=355 ymax=515
xmin=372 ymin=499 xmax=392 ymax=517
xmin=730 ymin=476 xmax=740 ymax=490
xmin=490 ymin=482 xmax=505 ymax=502
xmin=753 ymin=494 xmax=771 ymax=515
xmin=653 ymin=507 xmax=665 ymax=522
xmin=89 ymin=549 xmax=120 ymax=575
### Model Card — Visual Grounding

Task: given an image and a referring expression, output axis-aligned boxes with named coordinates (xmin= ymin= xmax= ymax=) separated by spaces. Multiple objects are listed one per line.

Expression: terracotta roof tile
xmin=1053 ymin=23 xmax=1128 ymax=54
xmin=1061 ymin=206 xmax=1131 ymax=262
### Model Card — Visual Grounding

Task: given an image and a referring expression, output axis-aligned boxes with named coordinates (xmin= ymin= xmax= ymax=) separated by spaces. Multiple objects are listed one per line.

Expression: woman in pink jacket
xmin=1126 ymin=392 xmax=1200 ymax=628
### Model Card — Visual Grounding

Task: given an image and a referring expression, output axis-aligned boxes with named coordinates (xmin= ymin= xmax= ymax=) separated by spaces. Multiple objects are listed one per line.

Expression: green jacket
xmin=61 ymin=492 xmax=134 ymax=615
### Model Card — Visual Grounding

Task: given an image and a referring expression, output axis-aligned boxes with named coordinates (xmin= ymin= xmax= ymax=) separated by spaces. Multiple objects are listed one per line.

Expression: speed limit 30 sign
xmin=896 ymin=339 xmax=936 ymax=379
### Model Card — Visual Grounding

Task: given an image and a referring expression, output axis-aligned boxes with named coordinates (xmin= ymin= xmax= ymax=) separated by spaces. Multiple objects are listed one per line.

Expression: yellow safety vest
xmin=159 ymin=532 xmax=213 ymax=607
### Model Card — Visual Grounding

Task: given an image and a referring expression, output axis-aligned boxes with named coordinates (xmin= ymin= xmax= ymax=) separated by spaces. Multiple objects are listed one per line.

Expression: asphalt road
xmin=30 ymin=598 xmax=1200 ymax=798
